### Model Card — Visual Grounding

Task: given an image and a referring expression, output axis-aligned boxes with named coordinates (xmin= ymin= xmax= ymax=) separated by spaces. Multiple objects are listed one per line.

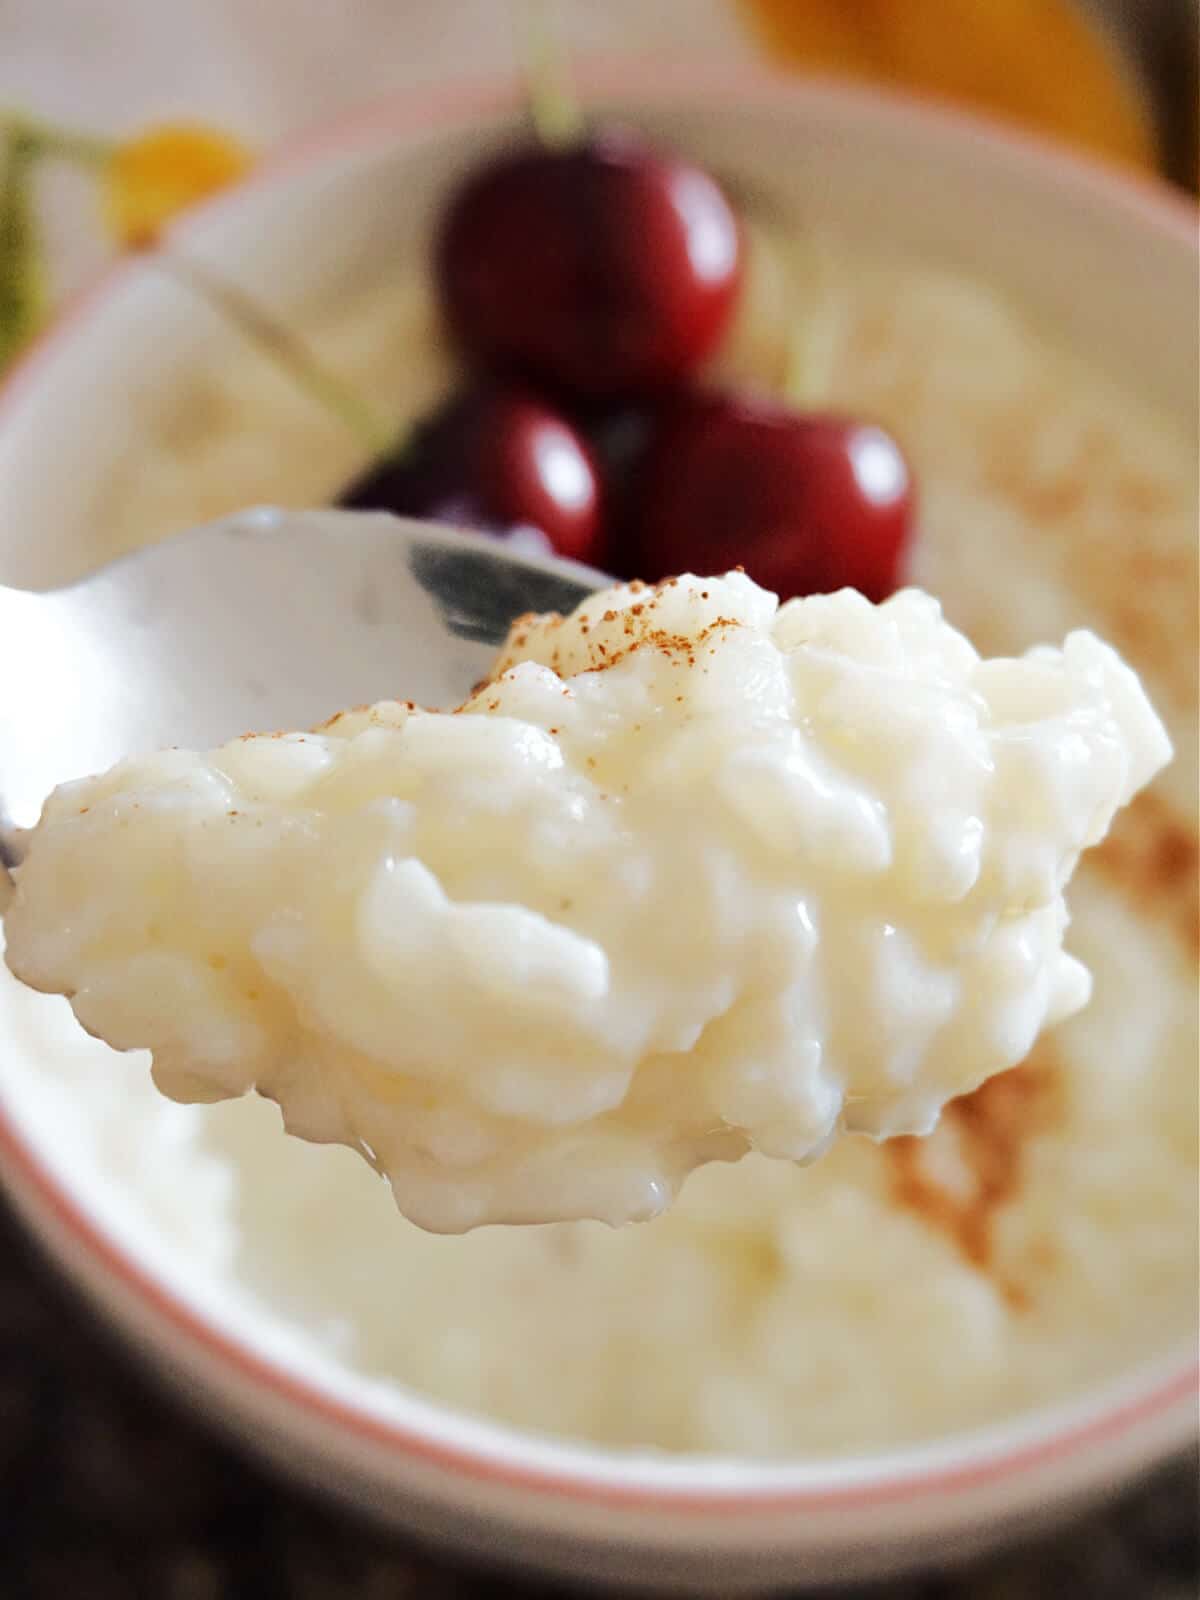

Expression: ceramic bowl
xmin=0 ymin=62 xmax=1195 ymax=1592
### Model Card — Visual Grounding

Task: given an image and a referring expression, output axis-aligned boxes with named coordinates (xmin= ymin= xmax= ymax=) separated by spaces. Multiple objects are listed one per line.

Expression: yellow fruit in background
xmin=102 ymin=123 xmax=252 ymax=249
xmin=739 ymin=0 xmax=1158 ymax=173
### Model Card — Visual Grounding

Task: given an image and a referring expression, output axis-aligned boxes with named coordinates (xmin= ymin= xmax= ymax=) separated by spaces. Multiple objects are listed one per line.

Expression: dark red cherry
xmin=435 ymin=130 xmax=743 ymax=398
xmin=578 ymin=405 xmax=657 ymax=552
xmin=339 ymin=385 xmax=606 ymax=565
xmin=627 ymin=392 xmax=915 ymax=601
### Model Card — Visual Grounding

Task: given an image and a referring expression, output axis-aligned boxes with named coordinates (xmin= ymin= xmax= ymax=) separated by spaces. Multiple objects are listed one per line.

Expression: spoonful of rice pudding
xmin=0 ymin=509 xmax=1169 ymax=1231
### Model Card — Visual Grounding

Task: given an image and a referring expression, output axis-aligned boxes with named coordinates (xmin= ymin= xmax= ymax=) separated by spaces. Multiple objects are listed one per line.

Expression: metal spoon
xmin=0 ymin=507 xmax=599 ymax=892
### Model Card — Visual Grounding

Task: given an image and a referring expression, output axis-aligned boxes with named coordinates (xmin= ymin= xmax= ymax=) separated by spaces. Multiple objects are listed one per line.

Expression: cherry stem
xmin=517 ymin=0 xmax=584 ymax=148
xmin=154 ymin=253 xmax=398 ymax=459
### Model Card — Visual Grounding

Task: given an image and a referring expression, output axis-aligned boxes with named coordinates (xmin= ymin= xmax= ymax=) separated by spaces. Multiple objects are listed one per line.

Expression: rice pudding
xmin=4 ymin=571 xmax=1166 ymax=1229
xmin=0 ymin=234 xmax=1194 ymax=1453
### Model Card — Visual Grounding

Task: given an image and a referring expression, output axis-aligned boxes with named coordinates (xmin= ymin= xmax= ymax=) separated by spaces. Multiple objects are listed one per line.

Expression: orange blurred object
xmin=102 ymin=123 xmax=253 ymax=249
xmin=739 ymin=0 xmax=1158 ymax=172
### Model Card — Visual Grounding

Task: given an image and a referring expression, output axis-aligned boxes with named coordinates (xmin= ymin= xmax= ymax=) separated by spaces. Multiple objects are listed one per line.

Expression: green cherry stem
xmin=516 ymin=0 xmax=584 ymax=148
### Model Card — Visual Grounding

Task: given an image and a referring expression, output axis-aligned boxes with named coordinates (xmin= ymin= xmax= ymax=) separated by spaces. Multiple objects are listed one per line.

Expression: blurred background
xmin=1 ymin=0 xmax=1197 ymax=361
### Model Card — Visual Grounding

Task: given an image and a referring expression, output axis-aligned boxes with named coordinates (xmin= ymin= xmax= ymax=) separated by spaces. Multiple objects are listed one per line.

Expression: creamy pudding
xmin=5 ymin=572 xmax=1165 ymax=1229
xmin=0 ymin=236 xmax=1194 ymax=1454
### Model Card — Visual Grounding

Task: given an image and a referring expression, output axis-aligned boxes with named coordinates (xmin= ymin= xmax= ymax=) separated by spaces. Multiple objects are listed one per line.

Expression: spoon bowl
xmin=0 ymin=508 xmax=600 ymax=879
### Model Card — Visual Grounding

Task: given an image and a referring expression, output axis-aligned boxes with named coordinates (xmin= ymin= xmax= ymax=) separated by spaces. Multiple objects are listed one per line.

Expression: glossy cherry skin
xmin=339 ymin=385 xmax=606 ymax=565
xmin=436 ymin=130 xmax=743 ymax=398
xmin=626 ymin=392 xmax=915 ymax=601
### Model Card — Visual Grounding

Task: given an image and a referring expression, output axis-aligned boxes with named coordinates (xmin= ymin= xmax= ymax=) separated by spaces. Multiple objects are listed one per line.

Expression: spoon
xmin=0 ymin=507 xmax=600 ymax=894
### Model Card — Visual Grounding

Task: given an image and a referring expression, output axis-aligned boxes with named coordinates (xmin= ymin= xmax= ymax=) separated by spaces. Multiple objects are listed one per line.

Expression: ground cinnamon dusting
xmin=885 ymin=1048 xmax=1062 ymax=1308
xmin=1089 ymin=789 xmax=1199 ymax=960
xmin=980 ymin=437 xmax=1194 ymax=688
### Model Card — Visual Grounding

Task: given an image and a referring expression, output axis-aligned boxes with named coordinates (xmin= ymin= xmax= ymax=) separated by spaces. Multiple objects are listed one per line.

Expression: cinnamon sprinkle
xmin=885 ymin=1048 xmax=1062 ymax=1308
xmin=1088 ymin=789 xmax=1199 ymax=960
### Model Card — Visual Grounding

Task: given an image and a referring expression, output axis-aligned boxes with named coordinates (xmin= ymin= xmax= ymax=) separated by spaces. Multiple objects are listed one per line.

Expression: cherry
xmin=339 ymin=385 xmax=606 ymax=565
xmin=435 ymin=130 xmax=743 ymax=398
xmin=579 ymin=405 xmax=657 ymax=544
xmin=625 ymin=393 xmax=915 ymax=601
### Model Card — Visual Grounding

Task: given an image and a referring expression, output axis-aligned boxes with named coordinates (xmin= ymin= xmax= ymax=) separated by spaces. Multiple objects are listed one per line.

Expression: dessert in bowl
xmin=0 ymin=63 xmax=1195 ymax=1590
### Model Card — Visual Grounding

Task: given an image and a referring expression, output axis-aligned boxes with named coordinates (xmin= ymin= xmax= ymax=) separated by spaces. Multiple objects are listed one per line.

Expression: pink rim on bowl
xmin=0 ymin=60 xmax=1196 ymax=1515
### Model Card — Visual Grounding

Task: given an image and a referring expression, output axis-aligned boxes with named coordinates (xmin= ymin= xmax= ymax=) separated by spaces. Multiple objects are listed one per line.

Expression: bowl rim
xmin=0 ymin=57 xmax=1196 ymax=1515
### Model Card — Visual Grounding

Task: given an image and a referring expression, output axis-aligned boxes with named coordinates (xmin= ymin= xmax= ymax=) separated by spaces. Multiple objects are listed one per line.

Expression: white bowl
xmin=0 ymin=62 xmax=1195 ymax=1593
